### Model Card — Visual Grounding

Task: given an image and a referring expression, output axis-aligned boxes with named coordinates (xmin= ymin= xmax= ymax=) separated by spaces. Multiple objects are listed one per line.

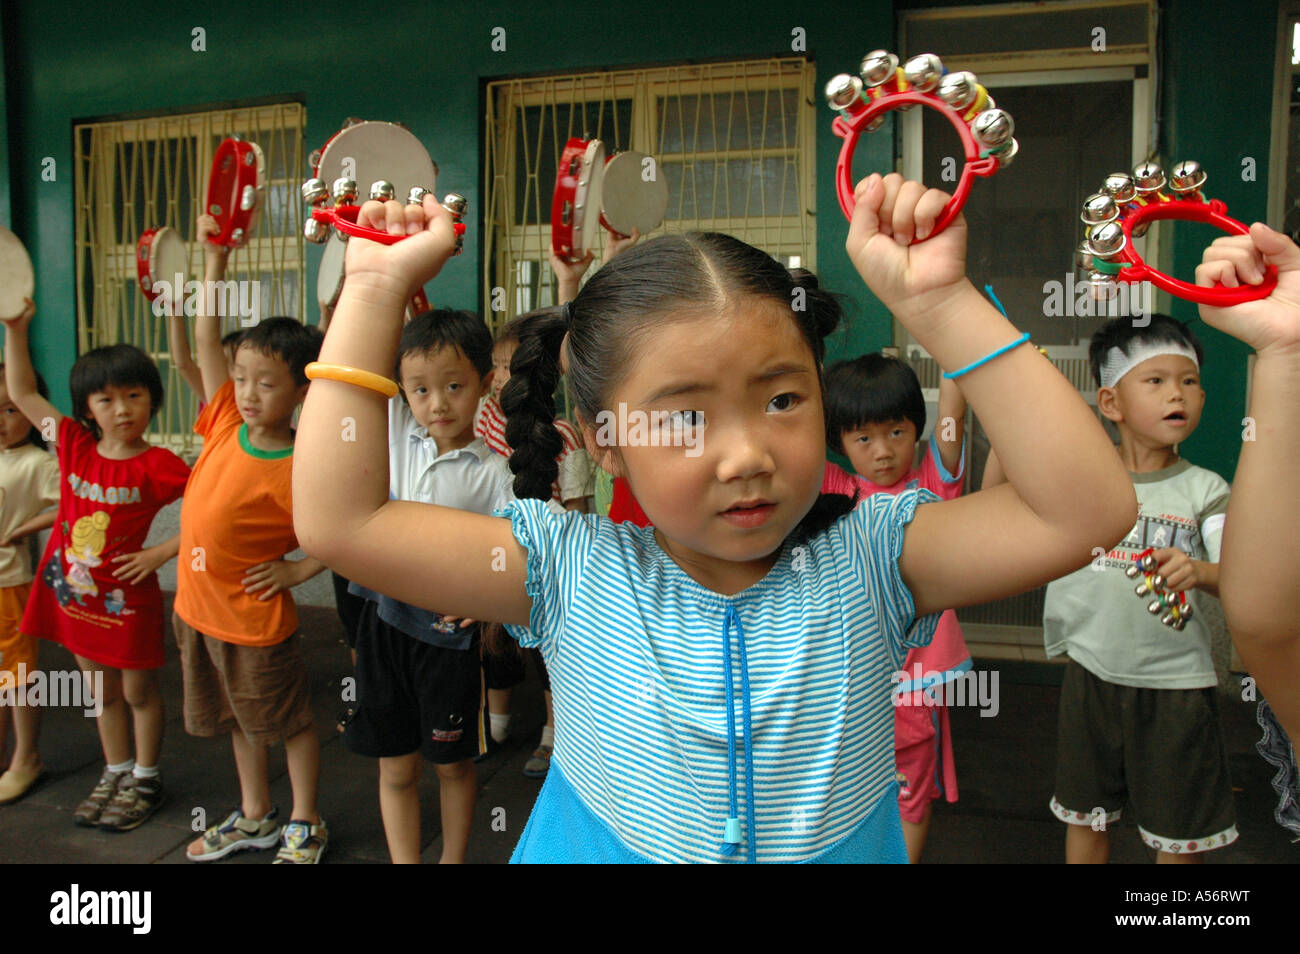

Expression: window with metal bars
xmin=74 ymin=102 xmax=306 ymax=457
xmin=484 ymin=58 xmax=817 ymax=328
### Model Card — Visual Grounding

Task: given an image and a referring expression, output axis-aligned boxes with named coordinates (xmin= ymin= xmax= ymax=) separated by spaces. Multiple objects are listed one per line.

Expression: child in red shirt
xmin=2 ymin=297 xmax=189 ymax=832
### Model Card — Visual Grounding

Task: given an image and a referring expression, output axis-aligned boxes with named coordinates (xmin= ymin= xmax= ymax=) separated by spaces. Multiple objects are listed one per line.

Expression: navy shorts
xmin=343 ymin=600 xmax=484 ymax=764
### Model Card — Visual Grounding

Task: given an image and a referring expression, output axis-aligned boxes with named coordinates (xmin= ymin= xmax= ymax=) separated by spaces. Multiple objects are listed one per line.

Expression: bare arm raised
xmin=292 ymin=196 xmax=534 ymax=627
xmin=1 ymin=298 xmax=64 ymax=440
xmin=194 ymin=215 xmax=232 ymax=402
xmin=1195 ymin=223 xmax=1300 ymax=740
xmin=847 ymin=174 xmax=1138 ymax=618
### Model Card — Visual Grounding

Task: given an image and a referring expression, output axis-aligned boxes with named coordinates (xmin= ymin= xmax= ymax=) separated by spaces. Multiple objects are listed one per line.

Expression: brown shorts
xmin=173 ymin=613 xmax=314 ymax=746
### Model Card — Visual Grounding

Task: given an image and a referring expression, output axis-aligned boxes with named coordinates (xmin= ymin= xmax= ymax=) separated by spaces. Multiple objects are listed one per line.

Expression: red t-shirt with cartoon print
xmin=21 ymin=416 xmax=190 ymax=669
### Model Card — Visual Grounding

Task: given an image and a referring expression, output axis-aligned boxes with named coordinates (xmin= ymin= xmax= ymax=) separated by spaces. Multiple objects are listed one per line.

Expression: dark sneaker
xmin=73 ymin=769 xmax=128 ymax=827
xmin=99 ymin=774 xmax=165 ymax=832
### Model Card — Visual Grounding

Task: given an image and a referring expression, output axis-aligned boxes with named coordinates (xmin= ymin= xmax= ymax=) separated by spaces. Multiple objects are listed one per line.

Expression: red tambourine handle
xmin=833 ymin=89 xmax=999 ymax=242
xmin=1114 ymin=199 xmax=1277 ymax=306
xmin=312 ymin=205 xmax=466 ymax=245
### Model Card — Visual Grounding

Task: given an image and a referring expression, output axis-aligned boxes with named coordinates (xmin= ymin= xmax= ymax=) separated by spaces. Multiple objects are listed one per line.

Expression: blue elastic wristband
xmin=943 ymin=332 xmax=1031 ymax=380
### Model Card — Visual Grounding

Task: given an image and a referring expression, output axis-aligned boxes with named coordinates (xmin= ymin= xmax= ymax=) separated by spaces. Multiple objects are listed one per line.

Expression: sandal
xmin=188 ymin=807 xmax=281 ymax=861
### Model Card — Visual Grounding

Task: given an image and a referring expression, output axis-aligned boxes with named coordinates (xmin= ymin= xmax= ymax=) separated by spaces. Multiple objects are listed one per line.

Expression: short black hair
xmin=236 ymin=317 xmax=323 ymax=386
xmin=69 ymin=344 xmax=164 ymax=440
xmin=823 ymin=354 xmax=926 ymax=455
xmin=0 ymin=365 xmax=52 ymax=449
xmin=494 ymin=314 xmax=529 ymax=348
xmin=1088 ymin=313 xmax=1205 ymax=388
xmin=221 ymin=329 xmax=245 ymax=353
xmin=397 ymin=309 xmax=494 ymax=383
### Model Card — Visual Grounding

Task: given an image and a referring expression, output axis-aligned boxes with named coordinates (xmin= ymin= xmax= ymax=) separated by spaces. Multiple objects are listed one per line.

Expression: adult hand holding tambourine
xmin=827 ymin=50 xmax=1017 ymax=243
xmin=0 ymin=225 xmax=35 ymax=320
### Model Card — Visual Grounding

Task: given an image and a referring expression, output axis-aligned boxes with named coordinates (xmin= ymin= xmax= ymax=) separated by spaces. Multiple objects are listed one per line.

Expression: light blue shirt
xmin=499 ymin=489 xmax=941 ymax=863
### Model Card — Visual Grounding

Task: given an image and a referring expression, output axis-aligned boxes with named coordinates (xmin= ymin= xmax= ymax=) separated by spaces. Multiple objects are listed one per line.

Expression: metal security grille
xmin=74 ymin=103 xmax=306 ymax=455
xmin=484 ymin=58 xmax=817 ymax=330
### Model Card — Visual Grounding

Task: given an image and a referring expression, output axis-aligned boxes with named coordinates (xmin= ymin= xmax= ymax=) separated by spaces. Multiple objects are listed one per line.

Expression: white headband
xmin=1099 ymin=342 xmax=1200 ymax=389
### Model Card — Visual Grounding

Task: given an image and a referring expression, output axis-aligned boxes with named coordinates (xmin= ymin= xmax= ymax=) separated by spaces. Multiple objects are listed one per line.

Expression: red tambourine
xmin=302 ymin=179 xmax=466 ymax=252
xmin=826 ymin=51 xmax=1018 ymax=242
xmin=1079 ymin=161 xmax=1278 ymax=307
xmin=551 ymin=137 xmax=605 ymax=262
xmin=205 ymin=137 xmax=265 ymax=248
xmin=135 ymin=227 xmax=187 ymax=308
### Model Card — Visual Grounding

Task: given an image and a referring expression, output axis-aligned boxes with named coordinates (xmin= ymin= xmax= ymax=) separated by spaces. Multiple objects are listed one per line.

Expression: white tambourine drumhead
xmin=574 ymin=140 xmax=606 ymax=258
xmin=315 ymin=121 xmax=437 ymax=205
xmin=241 ymin=141 xmax=267 ymax=237
xmin=0 ymin=226 xmax=35 ymax=318
xmin=316 ymin=234 xmax=346 ymax=309
xmin=601 ymin=150 xmax=669 ymax=237
xmin=150 ymin=227 xmax=188 ymax=311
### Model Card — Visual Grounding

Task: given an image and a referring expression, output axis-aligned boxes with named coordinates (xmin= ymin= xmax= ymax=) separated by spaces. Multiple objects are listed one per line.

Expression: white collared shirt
xmin=388 ymin=397 xmax=515 ymax=514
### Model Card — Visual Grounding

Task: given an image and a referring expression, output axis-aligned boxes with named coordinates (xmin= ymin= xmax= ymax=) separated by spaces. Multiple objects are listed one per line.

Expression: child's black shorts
xmin=1050 ymin=658 xmax=1237 ymax=854
xmin=343 ymin=600 xmax=484 ymax=764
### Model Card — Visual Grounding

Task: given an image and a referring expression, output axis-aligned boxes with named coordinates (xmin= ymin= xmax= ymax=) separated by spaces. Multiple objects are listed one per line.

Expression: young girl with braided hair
xmin=294 ymin=173 xmax=1137 ymax=862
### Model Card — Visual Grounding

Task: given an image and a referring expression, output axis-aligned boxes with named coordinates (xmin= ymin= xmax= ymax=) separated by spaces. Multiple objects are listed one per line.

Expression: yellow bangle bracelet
xmin=304 ymin=362 xmax=398 ymax=398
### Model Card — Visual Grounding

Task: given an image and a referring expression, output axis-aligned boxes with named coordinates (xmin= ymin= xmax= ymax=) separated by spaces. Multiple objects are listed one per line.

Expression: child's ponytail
xmin=500 ymin=307 xmax=567 ymax=501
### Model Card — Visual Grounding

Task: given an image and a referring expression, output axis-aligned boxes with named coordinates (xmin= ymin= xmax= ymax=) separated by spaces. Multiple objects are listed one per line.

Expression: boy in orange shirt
xmin=173 ymin=216 xmax=328 ymax=862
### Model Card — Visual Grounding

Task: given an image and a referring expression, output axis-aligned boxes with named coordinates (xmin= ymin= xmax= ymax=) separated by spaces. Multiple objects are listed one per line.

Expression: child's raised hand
xmin=549 ymin=247 xmax=595 ymax=298
xmin=1197 ymin=223 xmax=1300 ymax=355
xmin=341 ymin=194 xmax=459 ymax=304
xmin=604 ymin=228 xmax=641 ymax=264
xmin=846 ymin=173 xmax=969 ymax=317
xmin=0 ymin=296 xmax=36 ymax=329
xmin=196 ymin=214 xmax=223 ymax=247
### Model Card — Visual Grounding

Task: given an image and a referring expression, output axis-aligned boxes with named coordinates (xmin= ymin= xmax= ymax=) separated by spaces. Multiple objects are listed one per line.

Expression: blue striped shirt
xmin=499 ymin=488 xmax=941 ymax=863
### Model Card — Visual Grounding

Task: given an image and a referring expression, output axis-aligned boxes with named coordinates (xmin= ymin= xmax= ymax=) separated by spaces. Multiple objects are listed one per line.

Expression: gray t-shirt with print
xmin=1043 ymin=458 xmax=1229 ymax=689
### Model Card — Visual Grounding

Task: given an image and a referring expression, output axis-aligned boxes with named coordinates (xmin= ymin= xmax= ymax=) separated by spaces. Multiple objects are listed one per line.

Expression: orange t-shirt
xmin=173 ymin=380 xmax=299 ymax=646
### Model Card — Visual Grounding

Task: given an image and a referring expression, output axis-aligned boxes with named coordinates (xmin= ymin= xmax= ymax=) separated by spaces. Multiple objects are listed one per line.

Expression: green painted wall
xmin=1162 ymin=0 xmax=1277 ymax=481
xmin=2 ymin=0 xmax=892 ymax=411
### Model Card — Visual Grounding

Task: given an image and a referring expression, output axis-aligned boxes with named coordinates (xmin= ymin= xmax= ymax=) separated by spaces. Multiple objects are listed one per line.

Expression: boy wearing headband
xmin=1041 ymin=315 xmax=1233 ymax=863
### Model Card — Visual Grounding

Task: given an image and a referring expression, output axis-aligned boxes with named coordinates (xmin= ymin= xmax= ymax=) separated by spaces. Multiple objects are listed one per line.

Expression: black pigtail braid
xmin=500 ymin=307 xmax=567 ymax=501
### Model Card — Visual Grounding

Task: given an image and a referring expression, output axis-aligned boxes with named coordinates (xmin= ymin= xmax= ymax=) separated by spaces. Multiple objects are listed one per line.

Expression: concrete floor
xmin=1 ymin=599 xmax=1295 ymax=864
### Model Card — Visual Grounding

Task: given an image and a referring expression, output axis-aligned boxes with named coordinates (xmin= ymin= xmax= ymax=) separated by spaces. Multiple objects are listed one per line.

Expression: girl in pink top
xmin=822 ymin=352 xmax=972 ymax=863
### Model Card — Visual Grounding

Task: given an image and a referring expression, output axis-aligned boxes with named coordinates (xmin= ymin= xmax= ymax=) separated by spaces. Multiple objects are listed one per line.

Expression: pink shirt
xmin=822 ymin=434 xmax=972 ymax=696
